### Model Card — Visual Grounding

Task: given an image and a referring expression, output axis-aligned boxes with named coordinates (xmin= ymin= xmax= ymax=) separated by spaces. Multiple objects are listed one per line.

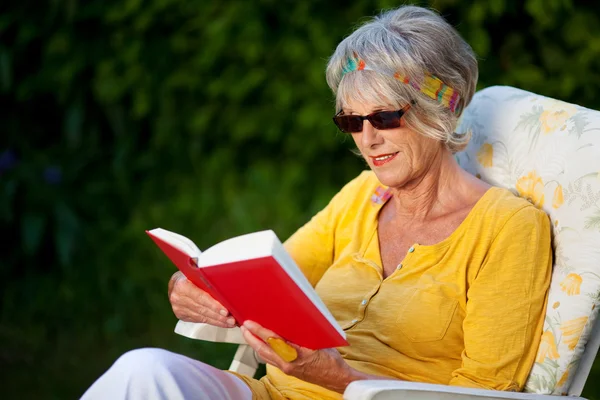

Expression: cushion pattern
xmin=455 ymin=86 xmax=600 ymax=395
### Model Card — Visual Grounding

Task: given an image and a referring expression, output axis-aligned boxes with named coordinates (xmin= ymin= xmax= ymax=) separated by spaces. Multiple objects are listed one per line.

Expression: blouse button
xmin=396 ymin=263 xmax=403 ymax=270
xmin=408 ymin=246 xmax=415 ymax=253
xmin=352 ymin=318 xmax=358 ymax=324
xmin=361 ymin=299 xmax=367 ymax=306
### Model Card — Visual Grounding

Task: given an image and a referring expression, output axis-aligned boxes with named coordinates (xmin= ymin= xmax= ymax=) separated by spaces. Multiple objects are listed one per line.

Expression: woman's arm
xmin=241 ymin=320 xmax=394 ymax=394
xmin=450 ymin=205 xmax=552 ymax=391
xmin=284 ymin=171 xmax=372 ymax=286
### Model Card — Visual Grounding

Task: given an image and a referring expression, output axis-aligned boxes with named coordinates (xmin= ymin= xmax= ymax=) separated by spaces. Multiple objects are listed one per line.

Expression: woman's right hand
xmin=168 ymin=271 xmax=237 ymax=328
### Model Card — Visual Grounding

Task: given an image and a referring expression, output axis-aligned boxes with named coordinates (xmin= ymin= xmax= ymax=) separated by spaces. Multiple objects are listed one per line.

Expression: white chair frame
xmin=174 ymin=314 xmax=599 ymax=399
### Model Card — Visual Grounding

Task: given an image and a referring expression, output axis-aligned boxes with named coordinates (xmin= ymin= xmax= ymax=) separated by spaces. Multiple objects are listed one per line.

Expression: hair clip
xmin=342 ymin=52 xmax=461 ymax=114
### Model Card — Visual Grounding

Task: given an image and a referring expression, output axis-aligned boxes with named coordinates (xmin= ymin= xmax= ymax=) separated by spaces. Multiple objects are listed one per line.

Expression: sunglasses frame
xmin=333 ymin=102 xmax=414 ymax=134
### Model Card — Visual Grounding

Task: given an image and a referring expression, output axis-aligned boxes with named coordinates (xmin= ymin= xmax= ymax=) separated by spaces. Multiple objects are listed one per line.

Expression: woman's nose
xmin=361 ymin=120 xmax=383 ymax=148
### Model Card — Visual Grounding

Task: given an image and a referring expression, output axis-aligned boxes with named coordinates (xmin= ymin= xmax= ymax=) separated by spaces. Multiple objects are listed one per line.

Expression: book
xmin=146 ymin=228 xmax=349 ymax=350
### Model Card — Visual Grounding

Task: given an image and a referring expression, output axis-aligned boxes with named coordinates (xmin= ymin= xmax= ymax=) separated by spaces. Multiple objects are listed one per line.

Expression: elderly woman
xmin=82 ymin=5 xmax=551 ymax=400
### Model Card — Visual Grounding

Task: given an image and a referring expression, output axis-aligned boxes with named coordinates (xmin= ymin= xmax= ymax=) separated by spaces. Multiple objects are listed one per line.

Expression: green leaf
xmin=585 ymin=210 xmax=600 ymax=230
xmin=21 ymin=213 xmax=46 ymax=256
xmin=54 ymin=203 xmax=79 ymax=267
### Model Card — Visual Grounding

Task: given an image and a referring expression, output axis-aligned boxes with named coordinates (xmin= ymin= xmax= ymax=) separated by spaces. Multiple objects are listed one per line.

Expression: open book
xmin=146 ymin=228 xmax=348 ymax=350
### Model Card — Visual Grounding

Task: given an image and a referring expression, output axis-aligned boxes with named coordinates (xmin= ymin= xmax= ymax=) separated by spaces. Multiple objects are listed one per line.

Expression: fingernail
xmin=227 ymin=318 xmax=236 ymax=326
xmin=219 ymin=309 xmax=228 ymax=316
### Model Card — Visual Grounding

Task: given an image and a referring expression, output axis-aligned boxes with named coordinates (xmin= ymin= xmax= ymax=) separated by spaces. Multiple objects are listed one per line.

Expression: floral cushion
xmin=456 ymin=86 xmax=600 ymax=395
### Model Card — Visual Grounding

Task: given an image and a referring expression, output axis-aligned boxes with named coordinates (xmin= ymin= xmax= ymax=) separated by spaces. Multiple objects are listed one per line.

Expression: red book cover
xmin=147 ymin=229 xmax=348 ymax=350
xmin=147 ymin=230 xmax=217 ymax=298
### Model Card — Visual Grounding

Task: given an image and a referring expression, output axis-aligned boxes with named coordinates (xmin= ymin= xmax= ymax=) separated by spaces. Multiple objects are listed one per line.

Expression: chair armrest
xmin=174 ymin=321 xmax=264 ymax=377
xmin=229 ymin=344 xmax=262 ymax=376
xmin=174 ymin=320 xmax=246 ymax=344
xmin=343 ymin=381 xmax=588 ymax=400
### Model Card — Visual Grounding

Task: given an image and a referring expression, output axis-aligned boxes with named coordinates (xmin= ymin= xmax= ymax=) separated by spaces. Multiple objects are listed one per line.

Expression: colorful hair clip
xmin=341 ymin=52 xmax=462 ymax=114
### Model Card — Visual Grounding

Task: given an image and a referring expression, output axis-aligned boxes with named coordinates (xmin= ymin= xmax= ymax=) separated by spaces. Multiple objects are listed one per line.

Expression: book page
xmin=148 ymin=228 xmax=202 ymax=258
xmin=197 ymin=230 xmax=277 ymax=267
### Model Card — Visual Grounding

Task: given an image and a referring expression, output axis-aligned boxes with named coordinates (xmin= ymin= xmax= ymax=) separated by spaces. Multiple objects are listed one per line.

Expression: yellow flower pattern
xmin=557 ymin=369 xmax=569 ymax=387
xmin=540 ymin=110 xmax=569 ymax=134
xmin=538 ymin=102 xmax=577 ymax=134
xmin=516 ymin=171 xmax=545 ymax=208
xmin=560 ymin=316 xmax=588 ymax=351
xmin=455 ymin=86 xmax=600 ymax=395
xmin=476 ymin=143 xmax=493 ymax=167
xmin=552 ymin=185 xmax=564 ymax=209
xmin=536 ymin=330 xmax=560 ymax=363
xmin=560 ymin=273 xmax=582 ymax=296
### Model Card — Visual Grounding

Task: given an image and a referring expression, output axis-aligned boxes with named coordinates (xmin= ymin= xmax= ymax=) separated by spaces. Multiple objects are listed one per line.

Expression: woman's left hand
xmin=240 ymin=320 xmax=356 ymax=394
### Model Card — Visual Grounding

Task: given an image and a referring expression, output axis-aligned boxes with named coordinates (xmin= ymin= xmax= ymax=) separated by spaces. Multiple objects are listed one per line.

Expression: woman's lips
xmin=370 ymin=152 xmax=399 ymax=167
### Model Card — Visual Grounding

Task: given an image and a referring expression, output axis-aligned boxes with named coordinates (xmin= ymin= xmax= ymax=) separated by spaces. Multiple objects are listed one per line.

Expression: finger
xmin=240 ymin=326 xmax=282 ymax=367
xmin=177 ymin=295 xmax=233 ymax=322
xmin=170 ymin=293 xmax=236 ymax=326
xmin=176 ymin=279 xmax=229 ymax=316
xmin=177 ymin=311 xmax=235 ymax=328
xmin=168 ymin=271 xmax=186 ymax=298
xmin=174 ymin=306 xmax=237 ymax=327
xmin=242 ymin=321 xmax=298 ymax=362
xmin=171 ymin=281 xmax=231 ymax=319
xmin=192 ymin=290 xmax=229 ymax=316
xmin=243 ymin=321 xmax=307 ymax=353
xmin=242 ymin=320 xmax=278 ymax=341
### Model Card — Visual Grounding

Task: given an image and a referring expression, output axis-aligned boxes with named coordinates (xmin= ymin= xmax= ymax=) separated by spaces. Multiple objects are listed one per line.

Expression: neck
xmin=386 ymin=149 xmax=466 ymax=222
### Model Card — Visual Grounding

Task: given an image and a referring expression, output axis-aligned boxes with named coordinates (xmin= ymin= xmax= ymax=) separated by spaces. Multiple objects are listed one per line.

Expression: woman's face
xmin=343 ymin=98 xmax=443 ymax=189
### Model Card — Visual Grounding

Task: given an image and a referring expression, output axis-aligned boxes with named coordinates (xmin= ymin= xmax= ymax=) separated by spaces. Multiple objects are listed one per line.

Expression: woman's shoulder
xmin=323 ymin=170 xmax=384 ymax=215
xmin=347 ymin=169 xmax=380 ymax=187
xmin=476 ymin=186 xmax=550 ymax=232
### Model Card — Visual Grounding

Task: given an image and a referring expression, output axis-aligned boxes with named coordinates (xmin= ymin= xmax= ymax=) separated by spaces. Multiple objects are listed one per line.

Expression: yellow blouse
xmin=235 ymin=170 xmax=552 ymax=399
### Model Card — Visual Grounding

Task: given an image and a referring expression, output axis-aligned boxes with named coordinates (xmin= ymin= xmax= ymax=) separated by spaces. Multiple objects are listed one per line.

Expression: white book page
xmin=148 ymin=228 xmax=202 ymax=258
xmin=196 ymin=230 xmax=277 ymax=267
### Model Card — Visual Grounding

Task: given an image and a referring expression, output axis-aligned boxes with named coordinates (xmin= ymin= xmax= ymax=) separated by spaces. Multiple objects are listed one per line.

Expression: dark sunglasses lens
xmin=334 ymin=116 xmax=363 ymax=133
xmin=369 ymin=110 xmax=402 ymax=130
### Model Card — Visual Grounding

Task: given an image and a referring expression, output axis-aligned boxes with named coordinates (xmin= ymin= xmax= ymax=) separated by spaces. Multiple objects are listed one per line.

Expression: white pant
xmin=81 ymin=348 xmax=253 ymax=400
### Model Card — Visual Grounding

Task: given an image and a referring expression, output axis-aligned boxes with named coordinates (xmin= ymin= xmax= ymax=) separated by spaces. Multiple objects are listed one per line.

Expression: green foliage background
xmin=1 ymin=0 xmax=599 ymax=398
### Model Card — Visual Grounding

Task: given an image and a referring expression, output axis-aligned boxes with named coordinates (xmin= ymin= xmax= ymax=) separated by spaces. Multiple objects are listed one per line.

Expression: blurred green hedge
xmin=1 ymin=0 xmax=599 ymax=398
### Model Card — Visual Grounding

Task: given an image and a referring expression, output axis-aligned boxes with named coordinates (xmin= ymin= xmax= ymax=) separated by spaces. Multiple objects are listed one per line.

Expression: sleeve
xmin=449 ymin=205 xmax=553 ymax=391
xmin=284 ymin=171 xmax=371 ymax=287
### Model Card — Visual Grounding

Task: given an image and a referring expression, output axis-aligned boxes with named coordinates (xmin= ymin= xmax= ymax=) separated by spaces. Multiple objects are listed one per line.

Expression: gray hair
xmin=326 ymin=6 xmax=478 ymax=152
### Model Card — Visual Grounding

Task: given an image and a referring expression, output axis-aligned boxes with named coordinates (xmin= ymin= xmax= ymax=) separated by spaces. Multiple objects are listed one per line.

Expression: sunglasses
xmin=332 ymin=103 xmax=413 ymax=134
